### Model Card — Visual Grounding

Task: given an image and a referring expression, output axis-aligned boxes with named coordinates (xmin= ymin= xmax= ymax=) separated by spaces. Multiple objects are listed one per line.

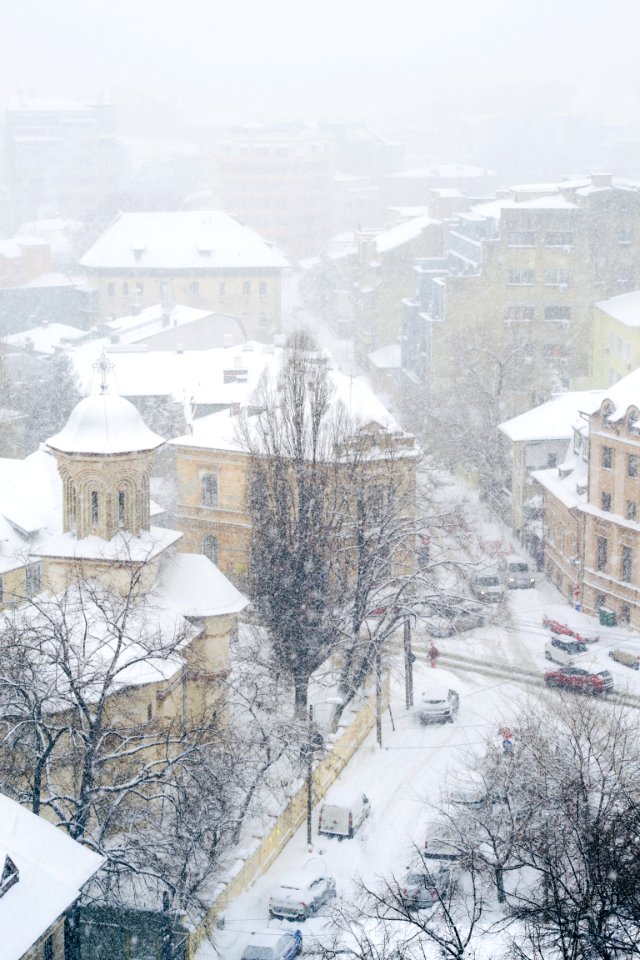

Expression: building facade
xmin=79 ymin=211 xmax=289 ymax=336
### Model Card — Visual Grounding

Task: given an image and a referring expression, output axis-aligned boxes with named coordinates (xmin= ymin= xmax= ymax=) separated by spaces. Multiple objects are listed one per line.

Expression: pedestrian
xmin=429 ymin=643 xmax=439 ymax=668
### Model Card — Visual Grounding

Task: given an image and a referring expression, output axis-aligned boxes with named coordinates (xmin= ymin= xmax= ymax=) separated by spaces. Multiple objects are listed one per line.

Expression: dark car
xmin=544 ymin=666 xmax=614 ymax=695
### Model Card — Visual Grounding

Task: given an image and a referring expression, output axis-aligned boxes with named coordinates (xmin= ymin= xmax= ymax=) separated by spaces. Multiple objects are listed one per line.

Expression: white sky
xmin=0 ymin=0 xmax=637 ymax=123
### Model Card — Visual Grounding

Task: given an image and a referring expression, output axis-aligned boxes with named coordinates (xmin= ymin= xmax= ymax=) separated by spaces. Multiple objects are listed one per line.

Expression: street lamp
xmin=306 ymin=696 xmax=343 ymax=846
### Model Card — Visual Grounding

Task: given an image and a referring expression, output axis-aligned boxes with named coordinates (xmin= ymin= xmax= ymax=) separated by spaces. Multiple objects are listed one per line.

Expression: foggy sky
xmin=1 ymin=0 xmax=637 ymax=125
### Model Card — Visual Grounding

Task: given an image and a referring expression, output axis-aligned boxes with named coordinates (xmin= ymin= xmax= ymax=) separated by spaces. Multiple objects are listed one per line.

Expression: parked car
xmin=608 ymin=648 xmax=640 ymax=670
xmin=268 ymin=875 xmax=336 ymax=921
xmin=241 ymin=929 xmax=302 ymax=960
xmin=544 ymin=666 xmax=614 ymax=695
xmin=423 ymin=822 xmax=461 ymax=862
xmin=318 ymin=791 xmax=370 ymax=840
xmin=542 ymin=615 xmax=599 ymax=643
xmin=417 ymin=685 xmax=459 ymax=724
xmin=399 ymin=864 xmax=455 ymax=910
xmin=420 ymin=599 xmax=487 ymax=637
xmin=499 ymin=555 xmax=536 ymax=589
xmin=544 ymin=636 xmax=588 ymax=665
xmin=469 ymin=573 xmax=505 ymax=602
xmin=447 ymin=772 xmax=486 ymax=807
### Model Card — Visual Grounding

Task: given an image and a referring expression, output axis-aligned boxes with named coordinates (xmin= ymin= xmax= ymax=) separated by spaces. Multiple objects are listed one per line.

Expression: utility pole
xmin=306 ymin=704 xmax=314 ymax=845
xmin=404 ymin=616 xmax=414 ymax=708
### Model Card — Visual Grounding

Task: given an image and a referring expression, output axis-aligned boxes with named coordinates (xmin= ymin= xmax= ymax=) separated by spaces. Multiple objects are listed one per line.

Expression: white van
xmin=317 ymin=790 xmax=370 ymax=839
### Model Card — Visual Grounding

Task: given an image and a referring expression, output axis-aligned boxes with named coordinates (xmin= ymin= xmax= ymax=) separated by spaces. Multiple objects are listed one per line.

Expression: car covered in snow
xmin=544 ymin=666 xmax=614 ymax=695
xmin=423 ymin=822 xmax=462 ymax=863
xmin=608 ymin=647 xmax=640 ymax=670
xmin=419 ymin=599 xmax=487 ymax=637
xmin=317 ymin=791 xmax=370 ymax=839
xmin=240 ymin=928 xmax=302 ymax=960
xmin=447 ymin=772 xmax=487 ymax=808
xmin=398 ymin=864 xmax=455 ymax=910
xmin=268 ymin=875 xmax=336 ymax=921
xmin=469 ymin=573 xmax=505 ymax=602
xmin=416 ymin=685 xmax=459 ymax=724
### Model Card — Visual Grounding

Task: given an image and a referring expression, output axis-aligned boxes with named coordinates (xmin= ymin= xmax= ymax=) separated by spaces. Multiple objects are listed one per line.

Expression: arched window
xmin=91 ymin=491 xmax=99 ymax=526
xmin=203 ymin=535 xmax=218 ymax=565
xmin=118 ymin=490 xmax=126 ymax=528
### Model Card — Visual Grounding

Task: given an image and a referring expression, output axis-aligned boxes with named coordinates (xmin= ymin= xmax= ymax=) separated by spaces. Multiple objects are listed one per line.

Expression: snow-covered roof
xmin=47 ymin=392 xmax=165 ymax=455
xmin=171 ymin=366 xmax=406 ymax=454
xmin=107 ymin=303 xmax=213 ymax=338
xmin=532 ymin=464 xmax=587 ymax=511
xmin=33 ymin=526 xmax=182 ymax=564
xmin=596 ymin=290 xmax=640 ymax=327
xmin=386 ymin=164 xmax=491 ymax=179
xmin=5 ymin=323 xmax=87 ymax=355
xmin=79 ymin=211 xmax=289 ymax=271
xmin=499 ymin=390 xmax=606 ymax=443
xmin=597 ymin=366 xmax=640 ymax=423
xmin=375 ymin=213 xmax=439 ymax=254
xmin=0 ymin=448 xmax=62 ymax=575
xmin=159 ymin=552 xmax=247 ymax=617
xmin=0 ymin=792 xmax=103 ymax=960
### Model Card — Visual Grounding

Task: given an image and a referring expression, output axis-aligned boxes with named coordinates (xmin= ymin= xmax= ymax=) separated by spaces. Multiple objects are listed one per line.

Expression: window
xmin=507 ymin=269 xmax=535 ymax=285
xmin=123 ymin=282 xmax=129 ymax=295
xmin=189 ymin=281 xmax=200 ymax=297
xmin=135 ymin=282 xmax=144 ymax=297
xmin=259 ymin=280 xmax=268 ymax=296
xmin=547 ymin=452 xmax=557 ymax=467
xmin=601 ymin=492 xmax=611 ymax=512
xmin=44 ymin=936 xmax=54 ymax=960
xmin=147 ymin=702 xmax=153 ymax=721
xmin=505 ymin=305 xmax=534 ymax=322
xmin=508 ymin=231 xmax=535 ymax=247
xmin=597 ymin=537 xmax=608 ymax=572
xmin=544 ymin=306 xmax=571 ymax=322
xmin=219 ymin=281 xmax=226 ymax=297
xmin=629 ymin=455 xmax=638 ymax=477
xmin=118 ymin=490 xmax=126 ymax=528
xmin=621 ymin=604 xmax=631 ymax=624
xmin=0 ymin=577 xmax=3 ymax=605
xmin=544 ymin=270 xmax=572 ymax=287
xmin=544 ymin=231 xmax=573 ymax=247
xmin=602 ymin=446 xmax=613 ymax=469
xmin=201 ymin=473 xmax=218 ymax=507
xmin=618 ymin=227 xmax=633 ymax=245
xmin=25 ymin=563 xmax=40 ymax=596
xmin=203 ymin=534 xmax=218 ymax=564
xmin=627 ymin=501 xmax=637 ymax=521
xmin=243 ymin=281 xmax=251 ymax=296
xmin=107 ymin=282 xmax=116 ymax=297
xmin=622 ymin=545 xmax=633 ymax=582
xmin=91 ymin=490 xmax=99 ymax=525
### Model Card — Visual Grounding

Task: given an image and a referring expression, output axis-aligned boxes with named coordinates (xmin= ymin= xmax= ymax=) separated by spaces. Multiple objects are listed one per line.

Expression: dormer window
xmin=0 ymin=854 xmax=19 ymax=897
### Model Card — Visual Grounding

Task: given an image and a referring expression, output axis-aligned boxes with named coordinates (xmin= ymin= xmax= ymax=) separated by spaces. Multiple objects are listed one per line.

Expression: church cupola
xmin=46 ymin=356 xmax=164 ymax=541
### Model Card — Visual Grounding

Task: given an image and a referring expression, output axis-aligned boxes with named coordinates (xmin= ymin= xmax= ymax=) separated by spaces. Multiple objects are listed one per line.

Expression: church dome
xmin=47 ymin=393 xmax=165 ymax=455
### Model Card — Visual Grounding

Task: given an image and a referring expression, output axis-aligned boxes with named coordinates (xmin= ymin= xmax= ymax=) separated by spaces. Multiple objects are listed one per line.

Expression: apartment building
xmin=404 ymin=174 xmax=640 ymax=416
xmin=591 ymin=290 xmax=640 ymax=387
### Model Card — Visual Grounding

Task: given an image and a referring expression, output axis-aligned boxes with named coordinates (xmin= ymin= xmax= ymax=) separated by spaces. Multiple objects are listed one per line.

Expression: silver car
xmin=268 ymin=875 xmax=336 ymax=921
xmin=399 ymin=864 xmax=455 ymax=910
xmin=417 ymin=685 xmax=459 ymax=723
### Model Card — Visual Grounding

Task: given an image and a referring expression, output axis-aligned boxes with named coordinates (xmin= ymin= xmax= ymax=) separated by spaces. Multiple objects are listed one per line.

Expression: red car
xmin=542 ymin=615 xmax=599 ymax=644
xmin=544 ymin=666 xmax=613 ymax=695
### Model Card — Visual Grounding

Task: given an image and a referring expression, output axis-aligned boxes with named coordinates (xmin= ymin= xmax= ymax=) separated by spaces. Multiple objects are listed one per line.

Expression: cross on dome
xmin=93 ymin=350 xmax=115 ymax=394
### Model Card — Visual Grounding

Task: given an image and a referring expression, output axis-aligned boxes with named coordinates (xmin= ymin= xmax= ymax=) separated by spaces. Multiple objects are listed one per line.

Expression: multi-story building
xmin=533 ymin=367 xmax=640 ymax=625
xmin=169 ymin=357 xmax=418 ymax=587
xmin=591 ymin=290 xmax=640 ymax=387
xmin=215 ymin=124 xmax=335 ymax=261
xmin=4 ymin=97 xmax=119 ymax=225
xmin=78 ymin=211 xmax=289 ymax=335
xmin=405 ymin=174 xmax=640 ymax=416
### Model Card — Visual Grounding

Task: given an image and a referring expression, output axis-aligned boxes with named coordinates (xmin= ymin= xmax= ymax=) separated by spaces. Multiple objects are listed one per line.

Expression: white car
xmin=268 ymin=875 xmax=336 ymax=921
xmin=417 ymin=685 xmax=459 ymax=724
xmin=423 ymin=822 xmax=461 ymax=862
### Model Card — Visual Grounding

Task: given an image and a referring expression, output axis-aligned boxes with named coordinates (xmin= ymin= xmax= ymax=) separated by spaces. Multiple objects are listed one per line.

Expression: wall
xmin=188 ymin=680 xmax=385 ymax=955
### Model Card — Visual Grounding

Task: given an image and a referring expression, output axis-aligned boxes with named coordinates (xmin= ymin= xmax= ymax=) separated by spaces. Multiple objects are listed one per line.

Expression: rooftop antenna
xmin=94 ymin=350 xmax=115 ymax=394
